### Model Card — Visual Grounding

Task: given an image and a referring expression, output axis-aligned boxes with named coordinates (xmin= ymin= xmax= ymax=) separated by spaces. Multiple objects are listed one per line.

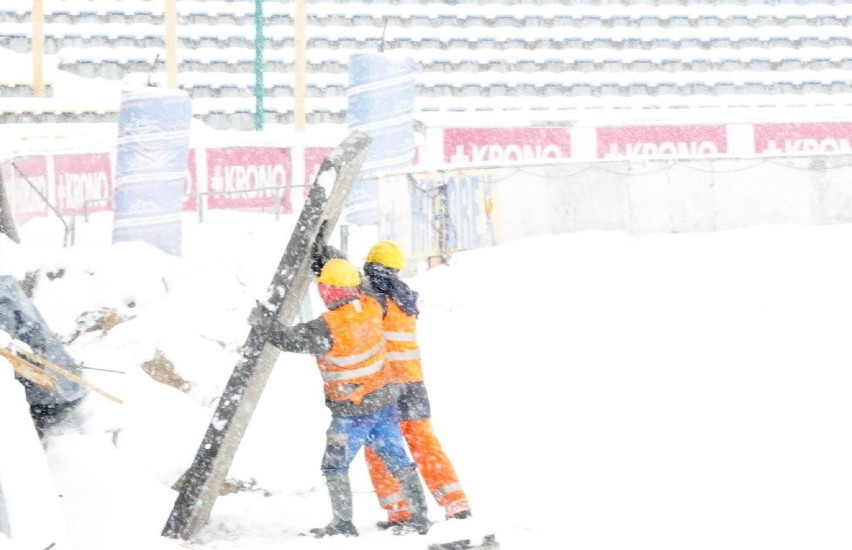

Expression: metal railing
xmin=81 ymin=184 xmax=313 ymax=224
xmin=191 ymin=184 xmax=311 ymax=223
xmin=11 ymin=161 xmax=75 ymax=247
xmin=82 ymin=197 xmax=110 ymax=222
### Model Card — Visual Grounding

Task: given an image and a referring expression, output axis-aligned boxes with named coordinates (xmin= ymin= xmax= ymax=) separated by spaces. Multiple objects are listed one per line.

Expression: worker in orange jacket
xmin=360 ymin=241 xmax=472 ymax=530
xmin=250 ymin=258 xmax=431 ymax=537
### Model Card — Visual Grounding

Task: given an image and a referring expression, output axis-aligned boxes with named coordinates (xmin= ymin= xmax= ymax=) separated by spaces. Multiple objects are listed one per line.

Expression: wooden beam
xmin=293 ymin=0 xmax=307 ymax=131
xmin=0 ymin=348 xmax=57 ymax=389
xmin=31 ymin=0 xmax=45 ymax=97
xmin=5 ymin=347 xmax=123 ymax=404
xmin=254 ymin=0 xmax=264 ymax=130
xmin=164 ymin=0 xmax=178 ymax=88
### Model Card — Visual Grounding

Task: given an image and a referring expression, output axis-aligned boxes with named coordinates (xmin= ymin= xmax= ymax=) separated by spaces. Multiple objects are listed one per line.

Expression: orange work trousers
xmin=365 ymin=418 xmax=470 ymax=521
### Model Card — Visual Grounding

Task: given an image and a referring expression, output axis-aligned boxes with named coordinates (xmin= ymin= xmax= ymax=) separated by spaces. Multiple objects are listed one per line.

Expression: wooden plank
xmin=11 ymin=347 xmax=123 ymax=404
xmin=0 ymin=348 xmax=57 ymax=389
xmin=293 ymin=0 xmax=307 ymax=131
xmin=32 ymin=0 xmax=45 ymax=97
xmin=165 ymin=0 xmax=178 ymax=88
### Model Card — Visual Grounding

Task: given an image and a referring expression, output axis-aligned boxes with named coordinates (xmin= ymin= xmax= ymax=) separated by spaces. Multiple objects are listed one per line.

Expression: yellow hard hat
xmin=365 ymin=241 xmax=405 ymax=270
xmin=317 ymin=258 xmax=361 ymax=287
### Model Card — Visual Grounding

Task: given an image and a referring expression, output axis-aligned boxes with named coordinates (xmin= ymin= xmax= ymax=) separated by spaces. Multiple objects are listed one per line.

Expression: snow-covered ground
xmin=1 ymin=208 xmax=851 ymax=550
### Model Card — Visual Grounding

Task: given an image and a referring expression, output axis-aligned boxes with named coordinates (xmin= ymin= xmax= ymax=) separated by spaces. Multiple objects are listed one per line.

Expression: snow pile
xmin=0 ymin=212 xmax=851 ymax=550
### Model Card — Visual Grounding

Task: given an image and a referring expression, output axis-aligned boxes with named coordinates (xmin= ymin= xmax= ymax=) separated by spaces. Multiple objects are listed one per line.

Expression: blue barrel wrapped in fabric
xmin=113 ymin=86 xmax=192 ymax=256
xmin=346 ymin=53 xmax=417 ymax=225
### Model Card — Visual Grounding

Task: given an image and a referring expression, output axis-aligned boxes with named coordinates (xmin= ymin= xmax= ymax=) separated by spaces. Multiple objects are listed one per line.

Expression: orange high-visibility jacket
xmin=318 ymin=295 xmax=389 ymax=405
xmin=382 ymin=298 xmax=424 ymax=383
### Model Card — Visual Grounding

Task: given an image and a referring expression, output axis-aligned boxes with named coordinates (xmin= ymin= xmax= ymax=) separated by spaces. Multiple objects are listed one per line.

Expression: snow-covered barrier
xmin=4 ymin=120 xmax=851 ymax=232
xmin=0 ymin=362 xmax=72 ymax=550
xmin=376 ymin=153 xmax=852 ymax=260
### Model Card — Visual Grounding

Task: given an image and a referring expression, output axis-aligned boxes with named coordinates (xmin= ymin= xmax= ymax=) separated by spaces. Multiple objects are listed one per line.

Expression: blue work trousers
xmin=321 ymin=404 xmax=414 ymax=475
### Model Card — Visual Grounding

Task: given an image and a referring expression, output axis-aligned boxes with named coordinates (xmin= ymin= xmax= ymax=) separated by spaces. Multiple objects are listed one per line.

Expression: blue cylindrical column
xmin=113 ymin=86 xmax=192 ymax=256
xmin=346 ymin=53 xmax=417 ymax=225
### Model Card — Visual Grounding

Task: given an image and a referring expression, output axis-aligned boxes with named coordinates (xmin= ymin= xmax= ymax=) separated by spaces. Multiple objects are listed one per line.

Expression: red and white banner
xmin=598 ymin=125 xmax=727 ymax=158
xmin=444 ymin=128 xmax=571 ymax=164
xmin=754 ymin=122 xmax=852 ymax=154
xmin=205 ymin=147 xmax=292 ymax=211
xmin=53 ymin=152 xmax=112 ymax=215
xmin=5 ymin=120 xmax=852 ymax=228
xmin=4 ymin=155 xmax=50 ymax=224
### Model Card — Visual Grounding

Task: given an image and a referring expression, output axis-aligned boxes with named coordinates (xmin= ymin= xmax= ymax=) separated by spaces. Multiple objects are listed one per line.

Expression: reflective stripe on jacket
xmin=318 ymin=295 xmax=389 ymax=405
xmin=383 ymin=298 xmax=424 ymax=383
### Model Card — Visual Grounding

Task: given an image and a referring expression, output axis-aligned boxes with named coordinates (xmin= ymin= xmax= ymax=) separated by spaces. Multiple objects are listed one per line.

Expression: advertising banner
xmin=4 ymin=155 xmax=50 ymax=225
xmin=598 ymin=125 xmax=727 ymax=158
xmin=444 ymin=127 xmax=571 ymax=164
xmin=754 ymin=122 xmax=852 ymax=154
xmin=205 ymin=147 xmax=292 ymax=211
xmin=53 ymin=152 xmax=112 ymax=215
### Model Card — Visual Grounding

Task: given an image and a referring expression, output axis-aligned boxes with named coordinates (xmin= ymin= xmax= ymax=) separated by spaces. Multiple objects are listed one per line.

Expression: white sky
xmin=1 ymin=206 xmax=851 ymax=550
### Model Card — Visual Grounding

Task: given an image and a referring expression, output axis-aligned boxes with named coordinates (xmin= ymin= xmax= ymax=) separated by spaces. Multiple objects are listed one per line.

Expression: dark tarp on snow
xmin=0 ymin=275 xmax=88 ymax=406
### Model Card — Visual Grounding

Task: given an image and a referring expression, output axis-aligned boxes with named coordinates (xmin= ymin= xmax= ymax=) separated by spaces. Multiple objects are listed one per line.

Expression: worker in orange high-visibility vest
xmin=360 ymin=241 xmax=472 ymax=531
xmin=249 ymin=258 xmax=431 ymax=538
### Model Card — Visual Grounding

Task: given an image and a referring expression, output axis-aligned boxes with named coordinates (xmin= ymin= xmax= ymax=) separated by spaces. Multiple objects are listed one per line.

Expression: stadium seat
xmin=0 ymin=0 xmax=850 ymax=129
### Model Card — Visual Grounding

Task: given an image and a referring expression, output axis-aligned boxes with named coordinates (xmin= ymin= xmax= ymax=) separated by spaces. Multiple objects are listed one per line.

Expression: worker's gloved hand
xmin=310 ymin=241 xmax=346 ymax=277
xmin=248 ymin=301 xmax=277 ymax=331
xmin=309 ymin=241 xmax=327 ymax=277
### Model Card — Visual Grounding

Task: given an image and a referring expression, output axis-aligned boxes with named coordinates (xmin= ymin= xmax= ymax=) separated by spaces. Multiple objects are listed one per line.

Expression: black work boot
xmin=310 ymin=519 xmax=358 ymax=538
xmin=376 ymin=520 xmax=405 ymax=530
xmin=311 ymin=471 xmax=359 ymax=538
xmin=392 ymin=519 xmax=430 ymax=536
xmin=391 ymin=466 xmax=431 ymax=535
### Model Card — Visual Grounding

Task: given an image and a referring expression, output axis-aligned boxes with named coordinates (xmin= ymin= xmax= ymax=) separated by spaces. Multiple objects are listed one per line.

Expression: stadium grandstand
xmin=1 ymin=0 xmax=851 ymax=131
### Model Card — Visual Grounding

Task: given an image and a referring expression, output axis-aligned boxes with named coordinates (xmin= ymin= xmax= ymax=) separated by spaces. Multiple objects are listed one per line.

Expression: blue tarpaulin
xmin=346 ymin=54 xmax=417 ymax=225
xmin=0 ymin=275 xmax=87 ymax=406
xmin=113 ymin=86 xmax=192 ymax=256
